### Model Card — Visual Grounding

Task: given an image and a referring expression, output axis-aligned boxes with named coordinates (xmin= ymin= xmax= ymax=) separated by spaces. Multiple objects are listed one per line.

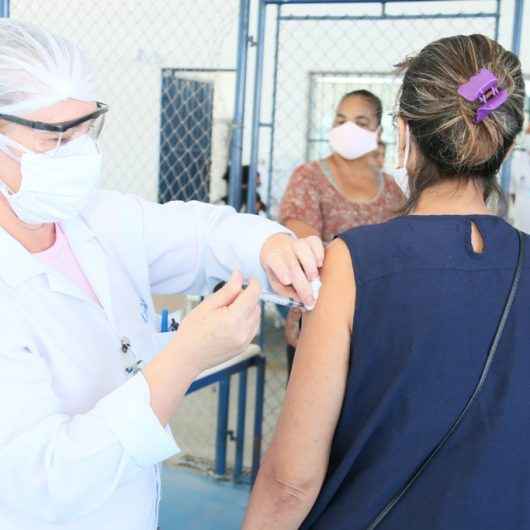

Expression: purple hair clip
xmin=458 ymin=68 xmax=508 ymax=123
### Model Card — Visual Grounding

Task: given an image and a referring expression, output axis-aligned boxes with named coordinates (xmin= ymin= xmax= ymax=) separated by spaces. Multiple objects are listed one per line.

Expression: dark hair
xmin=221 ymin=165 xmax=267 ymax=212
xmin=397 ymin=34 xmax=525 ymax=212
xmin=341 ymin=89 xmax=383 ymax=126
xmin=222 ymin=164 xmax=252 ymax=185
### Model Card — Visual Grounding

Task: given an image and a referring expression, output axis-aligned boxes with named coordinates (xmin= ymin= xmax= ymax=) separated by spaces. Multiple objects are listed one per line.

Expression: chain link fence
xmin=6 ymin=0 xmax=526 ymax=481
xmin=8 ymin=0 xmax=253 ymax=476
xmin=10 ymin=0 xmax=239 ymax=204
xmin=262 ymin=2 xmax=500 ymax=216
xmin=255 ymin=0 xmax=507 ymax=461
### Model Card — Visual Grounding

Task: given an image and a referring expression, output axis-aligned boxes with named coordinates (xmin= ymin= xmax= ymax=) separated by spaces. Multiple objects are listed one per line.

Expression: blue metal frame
xmin=247 ymin=0 xmax=267 ymax=214
xmin=266 ymin=4 xmax=282 ymax=213
xmin=500 ymin=0 xmax=526 ymax=194
xmin=0 ymin=0 xmax=9 ymax=17
xmin=249 ymin=0 xmax=504 ymax=221
xmin=228 ymin=0 xmax=252 ymax=210
xmin=251 ymin=356 xmax=266 ymax=483
xmin=279 ymin=13 xmax=499 ymax=21
xmin=244 ymin=0 xmax=524 ymax=474
xmin=494 ymin=0 xmax=501 ymax=41
xmin=186 ymin=354 xmax=266 ymax=483
xmin=265 ymin=0 xmax=469 ymax=3
xmin=234 ymin=369 xmax=248 ymax=481
xmin=214 ymin=375 xmax=231 ymax=476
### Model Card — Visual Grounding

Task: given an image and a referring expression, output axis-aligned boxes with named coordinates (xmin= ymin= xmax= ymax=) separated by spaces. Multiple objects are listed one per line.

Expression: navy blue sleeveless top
xmin=301 ymin=215 xmax=530 ymax=530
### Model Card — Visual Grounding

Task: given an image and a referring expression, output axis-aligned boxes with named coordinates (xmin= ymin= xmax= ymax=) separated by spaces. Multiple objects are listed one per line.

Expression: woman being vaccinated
xmin=245 ymin=34 xmax=529 ymax=530
xmin=0 ymin=20 xmax=323 ymax=530
xmin=280 ymin=90 xmax=404 ymax=374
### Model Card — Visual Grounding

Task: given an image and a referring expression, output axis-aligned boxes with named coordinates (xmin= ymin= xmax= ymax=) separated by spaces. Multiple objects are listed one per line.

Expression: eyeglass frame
xmin=0 ymin=101 xmax=109 ymax=134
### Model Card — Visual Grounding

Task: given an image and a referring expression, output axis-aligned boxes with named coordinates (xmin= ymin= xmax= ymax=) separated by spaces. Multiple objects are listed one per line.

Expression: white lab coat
xmin=0 ymin=190 xmax=288 ymax=530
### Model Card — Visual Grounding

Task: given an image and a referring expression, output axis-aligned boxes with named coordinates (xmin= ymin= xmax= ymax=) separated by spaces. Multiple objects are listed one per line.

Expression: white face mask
xmin=0 ymin=135 xmax=102 ymax=225
xmin=393 ymin=123 xmax=410 ymax=195
xmin=329 ymin=121 xmax=378 ymax=160
xmin=523 ymin=133 xmax=530 ymax=153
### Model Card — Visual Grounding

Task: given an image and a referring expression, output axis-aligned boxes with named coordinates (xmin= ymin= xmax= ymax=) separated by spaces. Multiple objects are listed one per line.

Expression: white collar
xmin=0 ymin=215 xmax=96 ymax=288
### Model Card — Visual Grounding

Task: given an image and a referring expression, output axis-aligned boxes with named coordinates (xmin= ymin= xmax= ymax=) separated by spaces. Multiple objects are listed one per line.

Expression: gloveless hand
xmin=260 ymin=233 xmax=324 ymax=307
xmin=173 ymin=271 xmax=261 ymax=373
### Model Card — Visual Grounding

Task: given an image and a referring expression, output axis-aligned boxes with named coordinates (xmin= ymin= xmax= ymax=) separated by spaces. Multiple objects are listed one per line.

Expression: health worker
xmin=0 ymin=20 xmax=323 ymax=530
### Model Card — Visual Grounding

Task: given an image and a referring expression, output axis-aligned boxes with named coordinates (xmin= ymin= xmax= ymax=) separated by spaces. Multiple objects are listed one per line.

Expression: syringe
xmin=213 ymin=279 xmax=321 ymax=310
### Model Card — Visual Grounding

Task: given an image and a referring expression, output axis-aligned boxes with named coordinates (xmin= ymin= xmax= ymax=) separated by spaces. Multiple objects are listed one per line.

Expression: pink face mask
xmin=329 ymin=121 xmax=378 ymax=160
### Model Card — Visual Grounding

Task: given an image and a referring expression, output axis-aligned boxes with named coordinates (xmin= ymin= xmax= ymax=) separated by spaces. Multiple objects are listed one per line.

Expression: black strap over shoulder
xmin=366 ymin=230 xmax=526 ymax=530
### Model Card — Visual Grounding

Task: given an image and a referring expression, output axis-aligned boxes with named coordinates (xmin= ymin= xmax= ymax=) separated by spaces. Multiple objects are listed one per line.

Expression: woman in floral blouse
xmin=280 ymin=90 xmax=405 ymax=375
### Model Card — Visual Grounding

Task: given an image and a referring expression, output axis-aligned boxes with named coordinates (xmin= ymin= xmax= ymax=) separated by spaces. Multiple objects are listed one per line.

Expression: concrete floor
xmin=159 ymin=464 xmax=250 ymax=530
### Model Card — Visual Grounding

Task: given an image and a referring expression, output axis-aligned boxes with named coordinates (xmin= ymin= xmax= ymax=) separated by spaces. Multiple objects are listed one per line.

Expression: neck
xmin=330 ymin=153 xmax=376 ymax=179
xmin=413 ymin=179 xmax=491 ymax=216
xmin=0 ymin=195 xmax=55 ymax=252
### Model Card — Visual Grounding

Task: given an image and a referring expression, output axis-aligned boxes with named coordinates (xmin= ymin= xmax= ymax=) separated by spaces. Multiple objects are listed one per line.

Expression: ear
xmin=395 ymin=117 xmax=407 ymax=169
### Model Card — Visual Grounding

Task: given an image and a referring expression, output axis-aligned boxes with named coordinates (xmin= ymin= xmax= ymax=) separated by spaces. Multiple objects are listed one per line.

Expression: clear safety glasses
xmin=0 ymin=101 xmax=108 ymax=156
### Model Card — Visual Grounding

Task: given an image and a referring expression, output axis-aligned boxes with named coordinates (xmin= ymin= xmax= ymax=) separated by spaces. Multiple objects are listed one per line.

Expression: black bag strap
xmin=366 ymin=229 xmax=526 ymax=530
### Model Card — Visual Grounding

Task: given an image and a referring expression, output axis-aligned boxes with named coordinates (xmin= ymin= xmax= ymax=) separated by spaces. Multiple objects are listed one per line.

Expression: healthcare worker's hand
xmin=260 ymin=234 xmax=324 ymax=307
xmin=144 ymin=272 xmax=261 ymax=427
xmin=176 ymin=271 xmax=261 ymax=372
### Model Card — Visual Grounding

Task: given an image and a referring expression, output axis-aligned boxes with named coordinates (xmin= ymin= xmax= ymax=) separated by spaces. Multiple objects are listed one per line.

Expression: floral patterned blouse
xmin=279 ymin=158 xmax=406 ymax=346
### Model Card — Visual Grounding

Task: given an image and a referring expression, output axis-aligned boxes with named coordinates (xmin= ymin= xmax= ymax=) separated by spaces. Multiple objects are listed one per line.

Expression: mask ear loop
xmin=0 ymin=134 xmax=46 ymax=231
xmin=0 ymin=132 xmax=33 ymax=162
xmin=403 ymin=124 xmax=410 ymax=170
xmin=395 ymin=123 xmax=410 ymax=170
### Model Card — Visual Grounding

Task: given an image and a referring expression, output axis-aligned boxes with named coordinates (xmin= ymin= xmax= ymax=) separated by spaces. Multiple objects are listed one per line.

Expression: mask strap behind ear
xmin=0 ymin=133 xmax=32 ymax=162
xmin=395 ymin=123 xmax=410 ymax=170
xmin=403 ymin=124 xmax=410 ymax=169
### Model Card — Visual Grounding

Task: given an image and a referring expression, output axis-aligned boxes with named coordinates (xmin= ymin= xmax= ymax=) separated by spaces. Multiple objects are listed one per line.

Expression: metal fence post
xmin=228 ymin=0 xmax=252 ymax=210
xmin=266 ymin=4 xmax=282 ymax=215
xmin=214 ymin=375 xmax=231 ymax=477
xmin=500 ymin=0 xmax=525 ymax=194
xmin=0 ymin=0 xmax=9 ymax=17
xmin=251 ymin=356 xmax=266 ymax=484
xmin=234 ymin=370 xmax=248 ymax=482
xmin=247 ymin=0 xmax=267 ymax=214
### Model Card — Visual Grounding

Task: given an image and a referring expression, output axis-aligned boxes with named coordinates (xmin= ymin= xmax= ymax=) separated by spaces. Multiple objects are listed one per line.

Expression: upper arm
xmin=265 ymin=238 xmax=355 ymax=490
xmin=139 ymin=197 xmax=288 ymax=295
xmin=280 ymin=166 xmax=323 ymax=236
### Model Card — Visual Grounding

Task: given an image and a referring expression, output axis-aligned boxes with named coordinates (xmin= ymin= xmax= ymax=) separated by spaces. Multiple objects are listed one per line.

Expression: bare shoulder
xmin=304 ymin=238 xmax=356 ymax=332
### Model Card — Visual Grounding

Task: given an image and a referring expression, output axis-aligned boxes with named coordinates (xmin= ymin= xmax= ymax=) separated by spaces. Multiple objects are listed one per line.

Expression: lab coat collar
xmin=0 ymin=216 xmax=115 ymax=326
xmin=60 ymin=215 xmax=116 ymax=325
xmin=0 ymin=225 xmax=47 ymax=287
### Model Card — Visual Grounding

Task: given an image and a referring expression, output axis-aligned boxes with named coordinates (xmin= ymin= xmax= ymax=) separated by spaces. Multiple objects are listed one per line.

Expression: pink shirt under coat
xmin=35 ymin=224 xmax=100 ymax=305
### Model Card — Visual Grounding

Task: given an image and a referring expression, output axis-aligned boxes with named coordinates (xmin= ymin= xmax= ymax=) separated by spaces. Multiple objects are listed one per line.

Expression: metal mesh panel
xmin=265 ymin=3 xmax=499 ymax=216
xmin=10 ymin=0 xmax=239 ymax=203
xmin=7 ymin=0 xmax=520 ymax=481
xmin=8 ymin=0 xmax=242 ymax=475
xmin=257 ymin=0 xmax=500 ymax=460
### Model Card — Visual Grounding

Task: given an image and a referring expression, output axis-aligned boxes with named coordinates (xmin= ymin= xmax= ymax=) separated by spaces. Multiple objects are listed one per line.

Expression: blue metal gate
xmin=159 ymin=72 xmax=214 ymax=203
